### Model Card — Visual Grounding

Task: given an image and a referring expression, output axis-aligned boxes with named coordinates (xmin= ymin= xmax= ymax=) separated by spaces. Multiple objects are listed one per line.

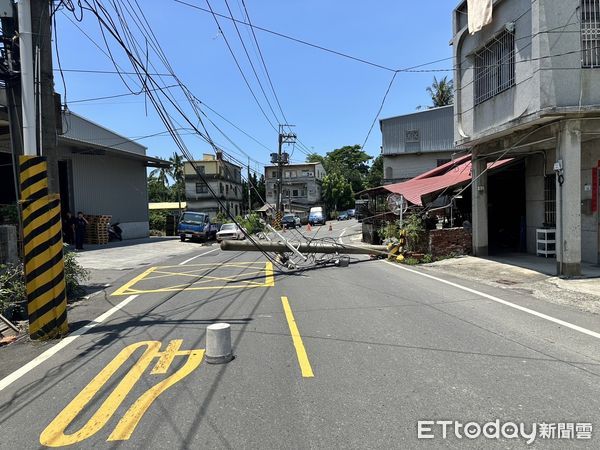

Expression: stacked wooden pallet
xmin=85 ymin=215 xmax=111 ymax=244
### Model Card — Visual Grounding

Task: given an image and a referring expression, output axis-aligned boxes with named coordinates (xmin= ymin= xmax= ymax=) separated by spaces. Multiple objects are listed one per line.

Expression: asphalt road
xmin=1 ymin=220 xmax=599 ymax=449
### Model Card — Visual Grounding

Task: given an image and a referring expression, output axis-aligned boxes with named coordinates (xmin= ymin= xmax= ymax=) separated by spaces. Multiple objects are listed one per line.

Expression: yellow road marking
xmin=108 ymin=349 xmax=205 ymax=441
xmin=281 ymin=296 xmax=314 ymax=378
xmin=265 ymin=262 xmax=274 ymax=287
xmin=112 ymin=262 xmax=275 ymax=296
xmin=40 ymin=340 xmax=204 ymax=446
xmin=112 ymin=266 xmax=158 ymax=296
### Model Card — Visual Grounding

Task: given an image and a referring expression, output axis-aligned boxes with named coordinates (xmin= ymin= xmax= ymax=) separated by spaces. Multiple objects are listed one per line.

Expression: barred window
xmin=582 ymin=0 xmax=600 ymax=68
xmin=544 ymin=175 xmax=556 ymax=226
xmin=474 ymin=30 xmax=515 ymax=105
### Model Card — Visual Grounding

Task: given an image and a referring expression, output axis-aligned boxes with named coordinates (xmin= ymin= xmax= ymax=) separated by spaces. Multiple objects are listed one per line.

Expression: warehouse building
xmin=0 ymin=109 xmax=167 ymax=239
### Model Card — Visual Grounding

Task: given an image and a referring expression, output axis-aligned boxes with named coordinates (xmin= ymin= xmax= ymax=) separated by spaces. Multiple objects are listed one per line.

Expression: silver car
xmin=216 ymin=223 xmax=246 ymax=242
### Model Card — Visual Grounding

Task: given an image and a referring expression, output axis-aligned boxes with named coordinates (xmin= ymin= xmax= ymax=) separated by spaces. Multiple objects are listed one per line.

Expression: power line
xmin=240 ymin=0 xmax=288 ymax=125
xmin=204 ymin=0 xmax=278 ymax=132
xmin=361 ymin=72 xmax=397 ymax=153
xmin=222 ymin=0 xmax=281 ymax=125
xmin=174 ymin=0 xmax=397 ymax=73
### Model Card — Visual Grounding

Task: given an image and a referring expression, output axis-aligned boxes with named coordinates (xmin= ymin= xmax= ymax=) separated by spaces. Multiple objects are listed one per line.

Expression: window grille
xmin=474 ymin=30 xmax=515 ymax=105
xmin=582 ymin=0 xmax=600 ymax=67
xmin=544 ymin=175 xmax=556 ymax=226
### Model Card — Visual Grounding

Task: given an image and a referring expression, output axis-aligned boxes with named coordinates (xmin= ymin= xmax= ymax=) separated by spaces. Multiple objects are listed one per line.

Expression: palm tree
xmin=149 ymin=161 xmax=170 ymax=202
xmin=149 ymin=153 xmax=185 ymax=212
xmin=168 ymin=152 xmax=185 ymax=215
xmin=426 ymin=76 xmax=454 ymax=107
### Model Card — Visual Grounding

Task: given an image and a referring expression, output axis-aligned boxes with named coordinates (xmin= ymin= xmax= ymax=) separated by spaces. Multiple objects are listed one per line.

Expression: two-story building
xmin=184 ymin=153 xmax=243 ymax=218
xmin=453 ymin=0 xmax=600 ymax=276
xmin=264 ymin=162 xmax=326 ymax=212
xmin=380 ymin=105 xmax=456 ymax=184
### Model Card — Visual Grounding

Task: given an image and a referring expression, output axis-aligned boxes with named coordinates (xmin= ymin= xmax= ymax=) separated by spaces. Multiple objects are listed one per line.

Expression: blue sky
xmin=55 ymin=0 xmax=457 ymax=173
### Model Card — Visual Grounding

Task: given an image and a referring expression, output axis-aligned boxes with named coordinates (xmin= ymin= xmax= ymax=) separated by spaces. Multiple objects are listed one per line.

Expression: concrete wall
xmin=454 ymin=0 xmax=535 ymax=143
xmin=524 ymin=150 xmax=556 ymax=254
xmin=383 ymin=151 xmax=455 ymax=183
xmin=453 ymin=0 xmax=600 ymax=145
xmin=537 ymin=0 xmax=600 ymax=109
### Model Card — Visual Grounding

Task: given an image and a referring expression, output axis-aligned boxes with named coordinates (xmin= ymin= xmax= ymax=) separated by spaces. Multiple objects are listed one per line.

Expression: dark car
xmin=281 ymin=214 xmax=299 ymax=229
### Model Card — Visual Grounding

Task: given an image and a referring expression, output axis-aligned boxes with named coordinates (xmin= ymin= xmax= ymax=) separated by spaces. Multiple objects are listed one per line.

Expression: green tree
xmin=168 ymin=152 xmax=185 ymax=214
xmin=307 ymin=145 xmax=371 ymax=193
xmin=366 ymin=155 xmax=384 ymax=188
xmin=149 ymin=160 xmax=170 ymax=193
xmin=322 ymin=172 xmax=354 ymax=212
xmin=306 ymin=153 xmax=327 ymax=170
xmin=426 ymin=76 xmax=454 ymax=107
xmin=148 ymin=174 xmax=171 ymax=202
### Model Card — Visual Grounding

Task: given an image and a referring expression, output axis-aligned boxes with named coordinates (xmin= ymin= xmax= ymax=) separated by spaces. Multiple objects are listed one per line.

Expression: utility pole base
xmin=19 ymin=156 xmax=68 ymax=340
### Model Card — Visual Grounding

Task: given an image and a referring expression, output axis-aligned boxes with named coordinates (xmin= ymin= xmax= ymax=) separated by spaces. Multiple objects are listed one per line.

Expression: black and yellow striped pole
xmin=19 ymin=156 xmax=68 ymax=339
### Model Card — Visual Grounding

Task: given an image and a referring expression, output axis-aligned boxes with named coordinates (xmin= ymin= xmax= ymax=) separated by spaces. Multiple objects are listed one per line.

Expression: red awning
xmin=383 ymin=158 xmax=513 ymax=206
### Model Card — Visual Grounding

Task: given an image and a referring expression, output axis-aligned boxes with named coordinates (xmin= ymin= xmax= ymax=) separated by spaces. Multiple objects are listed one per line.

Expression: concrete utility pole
xmin=12 ymin=0 xmax=68 ymax=339
xmin=247 ymin=157 xmax=251 ymax=214
xmin=275 ymin=124 xmax=296 ymax=223
xmin=17 ymin=0 xmax=34 ymax=155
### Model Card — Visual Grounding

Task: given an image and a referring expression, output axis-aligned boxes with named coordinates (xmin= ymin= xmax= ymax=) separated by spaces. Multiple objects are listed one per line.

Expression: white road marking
xmin=0 ymin=295 xmax=139 ymax=393
xmin=339 ymin=228 xmax=347 ymax=244
xmin=178 ymin=247 xmax=220 ymax=265
xmin=383 ymin=261 xmax=600 ymax=340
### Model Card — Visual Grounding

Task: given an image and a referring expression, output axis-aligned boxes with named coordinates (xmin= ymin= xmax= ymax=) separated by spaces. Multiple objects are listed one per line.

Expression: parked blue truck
xmin=177 ymin=212 xmax=220 ymax=242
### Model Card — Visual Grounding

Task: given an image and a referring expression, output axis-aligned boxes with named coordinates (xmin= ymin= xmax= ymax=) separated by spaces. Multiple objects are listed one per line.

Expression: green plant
xmin=149 ymin=210 xmax=167 ymax=231
xmin=215 ymin=211 xmax=228 ymax=224
xmin=403 ymin=258 xmax=420 ymax=266
xmin=238 ymin=213 xmax=264 ymax=235
xmin=0 ymin=246 xmax=89 ymax=319
xmin=378 ymin=221 xmax=401 ymax=242
xmin=0 ymin=263 xmax=26 ymax=319
xmin=403 ymin=214 xmax=426 ymax=252
xmin=421 ymin=254 xmax=433 ymax=264
xmin=63 ymin=245 xmax=90 ymax=298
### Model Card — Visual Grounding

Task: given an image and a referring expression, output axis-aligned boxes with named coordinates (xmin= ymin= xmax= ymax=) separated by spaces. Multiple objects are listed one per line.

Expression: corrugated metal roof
xmin=62 ymin=111 xmax=147 ymax=155
xmin=384 ymin=158 xmax=513 ymax=206
xmin=380 ymin=105 xmax=454 ymax=155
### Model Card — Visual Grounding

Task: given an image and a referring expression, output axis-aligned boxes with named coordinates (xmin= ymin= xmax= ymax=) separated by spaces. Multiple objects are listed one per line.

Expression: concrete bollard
xmin=205 ymin=323 xmax=233 ymax=364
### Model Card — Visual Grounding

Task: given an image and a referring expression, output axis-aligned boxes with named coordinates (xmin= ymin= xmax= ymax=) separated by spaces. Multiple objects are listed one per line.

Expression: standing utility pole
xmin=17 ymin=0 xmax=35 ymax=155
xmin=247 ymin=157 xmax=251 ymax=214
xmin=275 ymin=124 xmax=296 ymax=225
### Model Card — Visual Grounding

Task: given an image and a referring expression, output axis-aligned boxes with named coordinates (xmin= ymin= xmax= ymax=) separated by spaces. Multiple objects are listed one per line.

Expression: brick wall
xmin=428 ymin=227 xmax=472 ymax=257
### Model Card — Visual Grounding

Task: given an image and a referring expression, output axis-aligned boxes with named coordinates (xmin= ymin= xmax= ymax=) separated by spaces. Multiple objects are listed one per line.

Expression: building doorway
xmin=487 ymin=160 xmax=526 ymax=253
xmin=58 ymin=160 xmax=72 ymax=216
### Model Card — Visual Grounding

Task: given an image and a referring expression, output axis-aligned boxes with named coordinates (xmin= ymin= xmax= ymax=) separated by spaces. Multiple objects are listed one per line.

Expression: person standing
xmin=74 ymin=211 xmax=89 ymax=250
xmin=63 ymin=211 xmax=75 ymax=245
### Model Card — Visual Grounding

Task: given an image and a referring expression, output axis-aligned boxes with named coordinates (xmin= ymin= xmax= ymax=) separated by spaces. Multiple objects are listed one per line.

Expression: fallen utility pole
xmin=220 ymin=240 xmax=388 ymax=255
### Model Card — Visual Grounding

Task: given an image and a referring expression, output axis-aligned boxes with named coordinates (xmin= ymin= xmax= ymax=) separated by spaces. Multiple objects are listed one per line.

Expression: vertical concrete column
xmin=471 ymin=151 xmax=488 ymax=256
xmin=556 ymin=120 xmax=582 ymax=277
